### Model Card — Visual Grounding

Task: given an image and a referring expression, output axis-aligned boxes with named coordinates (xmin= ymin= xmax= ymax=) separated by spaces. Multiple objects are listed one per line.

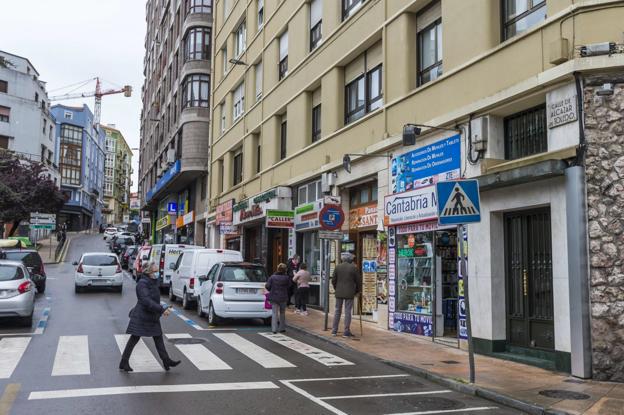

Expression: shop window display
xmin=397 ymin=232 xmax=433 ymax=315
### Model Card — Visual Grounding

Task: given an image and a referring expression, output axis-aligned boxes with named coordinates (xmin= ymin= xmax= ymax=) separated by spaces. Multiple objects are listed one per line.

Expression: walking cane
xmin=359 ymin=294 xmax=363 ymax=338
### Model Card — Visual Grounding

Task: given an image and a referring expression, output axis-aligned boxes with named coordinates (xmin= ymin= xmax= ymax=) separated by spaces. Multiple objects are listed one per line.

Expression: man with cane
xmin=331 ymin=252 xmax=361 ymax=339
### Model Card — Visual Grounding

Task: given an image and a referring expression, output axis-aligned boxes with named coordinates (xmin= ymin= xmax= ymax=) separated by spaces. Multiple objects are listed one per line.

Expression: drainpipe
xmin=566 ymin=73 xmax=592 ymax=378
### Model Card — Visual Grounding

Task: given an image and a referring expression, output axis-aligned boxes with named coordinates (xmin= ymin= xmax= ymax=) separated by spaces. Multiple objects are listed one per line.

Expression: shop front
xmin=175 ymin=211 xmax=195 ymax=244
xmin=155 ymin=214 xmax=174 ymax=243
xmin=216 ymin=199 xmax=240 ymax=251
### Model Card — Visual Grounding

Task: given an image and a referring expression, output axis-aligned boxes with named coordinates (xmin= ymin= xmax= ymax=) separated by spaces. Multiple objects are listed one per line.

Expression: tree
xmin=0 ymin=152 xmax=65 ymax=236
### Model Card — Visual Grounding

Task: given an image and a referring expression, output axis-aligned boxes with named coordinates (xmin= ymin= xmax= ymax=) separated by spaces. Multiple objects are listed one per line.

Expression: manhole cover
xmin=538 ymin=390 xmax=591 ymax=400
xmin=440 ymin=360 xmax=460 ymax=364
xmin=167 ymin=338 xmax=206 ymax=345
xmin=408 ymin=397 xmax=463 ymax=412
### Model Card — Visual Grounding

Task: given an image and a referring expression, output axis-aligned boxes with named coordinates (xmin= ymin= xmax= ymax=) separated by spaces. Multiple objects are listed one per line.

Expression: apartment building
xmin=102 ymin=125 xmax=133 ymax=225
xmin=0 ymin=50 xmax=59 ymax=185
xmin=138 ymin=0 xmax=212 ymax=245
xmin=209 ymin=0 xmax=624 ymax=381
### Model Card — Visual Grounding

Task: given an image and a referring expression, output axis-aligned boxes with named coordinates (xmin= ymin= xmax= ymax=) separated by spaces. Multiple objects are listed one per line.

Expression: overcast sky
xmin=0 ymin=0 xmax=146 ymax=191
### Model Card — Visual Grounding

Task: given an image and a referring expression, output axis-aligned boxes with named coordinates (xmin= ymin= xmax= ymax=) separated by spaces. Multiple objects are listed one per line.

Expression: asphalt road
xmin=0 ymin=234 xmax=525 ymax=415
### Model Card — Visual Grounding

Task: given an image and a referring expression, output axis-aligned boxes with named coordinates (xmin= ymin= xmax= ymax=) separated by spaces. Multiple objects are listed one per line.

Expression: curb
xmin=286 ymin=322 xmax=570 ymax=415
xmin=57 ymin=236 xmax=71 ymax=264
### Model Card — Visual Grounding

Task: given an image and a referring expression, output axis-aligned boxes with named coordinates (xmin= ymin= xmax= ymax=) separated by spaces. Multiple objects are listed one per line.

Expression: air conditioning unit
xmin=321 ymin=172 xmax=335 ymax=194
xmin=471 ymin=116 xmax=490 ymax=152
xmin=166 ymin=148 xmax=176 ymax=165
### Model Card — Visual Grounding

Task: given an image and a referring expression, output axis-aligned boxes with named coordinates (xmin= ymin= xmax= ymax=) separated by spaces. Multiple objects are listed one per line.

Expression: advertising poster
xmin=457 ymin=225 xmax=468 ymax=340
xmin=388 ymin=231 xmax=396 ymax=328
xmin=392 ymin=312 xmax=433 ymax=336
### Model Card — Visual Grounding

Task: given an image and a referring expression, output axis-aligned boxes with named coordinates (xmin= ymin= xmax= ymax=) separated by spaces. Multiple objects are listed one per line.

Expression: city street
xmin=0 ymin=234 xmax=522 ymax=414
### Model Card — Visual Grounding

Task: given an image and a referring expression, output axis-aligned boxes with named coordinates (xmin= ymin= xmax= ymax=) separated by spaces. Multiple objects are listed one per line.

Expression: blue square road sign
xmin=436 ymin=180 xmax=481 ymax=225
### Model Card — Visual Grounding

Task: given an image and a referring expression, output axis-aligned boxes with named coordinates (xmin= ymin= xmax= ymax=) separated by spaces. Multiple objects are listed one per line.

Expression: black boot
xmin=163 ymin=358 xmax=181 ymax=371
xmin=119 ymin=359 xmax=133 ymax=372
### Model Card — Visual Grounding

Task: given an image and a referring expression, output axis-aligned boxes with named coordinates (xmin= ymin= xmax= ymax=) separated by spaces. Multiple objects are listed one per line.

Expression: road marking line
xmin=280 ymin=380 xmax=348 ymax=415
xmin=214 ymin=333 xmax=295 ymax=368
xmin=162 ymin=304 xmax=241 ymax=331
xmin=33 ymin=307 xmax=50 ymax=335
xmin=384 ymin=408 xmax=498 ymax=415
xmin=260 ymin=333 xmax=354 ymax=366
xmin=114 ymin=335 xmax=164 ymax=372
xmin=0 ymin=338 xmax=31 ymax=378
xmin=52 ymin=336 xmax=90 ymax=376
xmin=0 ymin=384 xmax=20 ymax=415
xmin=319 ymin=390 xmax=452 ymax=400
xmin=164 ymin=333 xmax=231 ymax=370
xmin=285 ymin=374 xmax=409 ymax=383
xmin=28 ymin=381 xmax=279 ymax=400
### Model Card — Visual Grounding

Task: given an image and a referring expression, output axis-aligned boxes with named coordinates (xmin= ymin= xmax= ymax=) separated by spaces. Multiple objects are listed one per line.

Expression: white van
xmin=161 ymin=244 xmax=201 ymax=292
xmin=169 ymin=248 xmax=243 ymax=309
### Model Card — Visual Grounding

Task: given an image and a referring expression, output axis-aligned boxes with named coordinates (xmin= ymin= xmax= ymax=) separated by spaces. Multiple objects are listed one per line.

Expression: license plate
xmin=91 ymin=279 xmax=112 ymax=285
xmin=236 ymin=288 xmax=257 ymax=295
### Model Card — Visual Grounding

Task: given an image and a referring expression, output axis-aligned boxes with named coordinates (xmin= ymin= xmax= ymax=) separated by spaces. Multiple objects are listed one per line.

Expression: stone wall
xmin=584 ymin=77 xmax=624 ymax=382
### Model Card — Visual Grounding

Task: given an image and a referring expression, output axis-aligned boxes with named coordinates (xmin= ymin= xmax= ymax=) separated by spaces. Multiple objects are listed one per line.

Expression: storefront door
xmin=505 ymin=208 xmax=554 ymax=350
xmin=269 ymin=229 xmax=287 ymax=274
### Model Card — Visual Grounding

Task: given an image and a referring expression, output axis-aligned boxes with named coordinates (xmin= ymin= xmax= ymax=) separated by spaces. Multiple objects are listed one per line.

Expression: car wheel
xmin=37 ymin=281 xmax=46 ymax=294
xmin=197 ymin=296 xmax=206 ymax=318
xmin=208 ymin=303 xmax=219 ymax=326
xmin=182 ymin=290 xmax=192 ymax=310
xmin=20 ymin=313 xmax=33 ymax=327
xmin=169 ymin=286 xmax=176 ymax=302
xmin=263 ymin=317 xmax=272 ymax=326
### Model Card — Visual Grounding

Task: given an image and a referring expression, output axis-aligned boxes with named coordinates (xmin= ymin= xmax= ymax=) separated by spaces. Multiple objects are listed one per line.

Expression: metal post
xmin=459 ymin=224 xmax=476 ymax=383
xmin=323 ymin=239 xmax=330 ymax=331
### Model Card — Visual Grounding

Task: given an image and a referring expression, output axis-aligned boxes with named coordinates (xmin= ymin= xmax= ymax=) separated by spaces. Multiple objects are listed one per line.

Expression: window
xmin=232 ymin=149 xmax=243 ymax=186
xmin=280 ymin=119 xmax=287 ymax=160
xmin=219 ymin=102 xmax=226 ymax=133
xmin=503 ymin=0 xmax=546 ymax=40
xmin=221 ymin=47 xmax=228 ymax=75
xmin=297 ymin=179 xmax=322 ymax=205
xmin=234 ymin=21 xmax=246 ymax=57
xmin=186 ymin=0 xmax=211 ymax=14
xmin=0 ymin=106 xmax=10 ymax=123
xmin=349 ymin=182 xmax=378 ymax=207
xmin=0 ymin=80 xmax=7 ymax=93
xmin=223 ymin=0 xmax=231 ymax=19
xmin=256 ymin=142 xmax=261 ymax=173
xmin=218 ymin=159 xmax=224 ymax=193
xmin=345 ymin=76 xmax=365 ymax=124
xmin=344 ymin=47 xmax=383 ymax=124
xmin=310 ymin=0 xmax=322 ymax=50
xmin=182 ymin=74 xmax=210 ymax=108
xmin=35 ymin=92 xmax=39 ymax=103
xmin=233 ymin=82 xmax=245 ymax=121
xmin=201 ymin=174 xmax=207 ymax=200
xmin=60 ymin=124 xmax=82 ymax=145
xmin=504 ymin=104 xmax=547 ymax=160
xmin=418 ymin=19 xmax=443 ymax=86
xmin=255 ymin=62 xmax=263 ymax=100
xmin=367 ymin=65 xmax=383 ymax=111
xmin=279 ymin=31 xmax=288 ymax=80
xmin=312 ymin=104 xmax=321 ymax=143
xmin=342 ymin=0 xmax=364 ymax=20
xmin=0 ymin=135 xmax=10 ymax=150
xmin=257 ymin=0 xmax=264 ymax=30
xmin=302 ymin=232 xmax=320 ymax=275
xmin=64 ymin=111 xmax=73 ymax=120
xmin=185 ymin=27 xmax=211 ymax=61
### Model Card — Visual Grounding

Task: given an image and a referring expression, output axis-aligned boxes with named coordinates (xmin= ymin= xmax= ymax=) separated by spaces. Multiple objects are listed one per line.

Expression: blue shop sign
xmin=391 ymin=135 xmax=461 ymax=194
xmin=167 ymin=202 xmax=178 ymax=214
xmin=146 ymin=160 xmax=181 ymax=202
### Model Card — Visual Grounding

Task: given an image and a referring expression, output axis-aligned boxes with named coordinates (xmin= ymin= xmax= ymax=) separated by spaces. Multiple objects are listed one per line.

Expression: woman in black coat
xmin=119 ymin=261 xmax=181 ymax=372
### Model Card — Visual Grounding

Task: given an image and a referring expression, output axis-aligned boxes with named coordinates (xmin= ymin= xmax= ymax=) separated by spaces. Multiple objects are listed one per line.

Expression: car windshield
xmin=221 ymin=266 xmax=267 ymax=282
xmin=82 ymin=255 xmax=118 ymax=266
xmin=0 ymin=265 xmax=21 ymax=281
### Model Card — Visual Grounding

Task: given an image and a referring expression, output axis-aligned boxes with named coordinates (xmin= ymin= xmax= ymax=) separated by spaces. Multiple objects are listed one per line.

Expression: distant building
xmin=50 ymin=104 xmax=105 ymax=231
xmin=0 ymin=50 xmax=59 ymax=185
xmin=101 ymin=125 xmax=133 ymax=225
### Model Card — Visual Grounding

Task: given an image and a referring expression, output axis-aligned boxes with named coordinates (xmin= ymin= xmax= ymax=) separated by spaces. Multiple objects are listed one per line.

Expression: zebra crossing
xmin=0 ymin=331 xmax=354 ymax=379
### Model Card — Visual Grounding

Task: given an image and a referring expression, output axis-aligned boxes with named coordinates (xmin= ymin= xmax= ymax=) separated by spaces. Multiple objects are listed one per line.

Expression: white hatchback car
xmin=0 ymin=260 xmax=36 ymax=326
xmin=197 ymin=262 xmax=270 ymax=326
xmin=74 ymin=253 xmax=123 ymax=293
xmin=103 ymin=227 xmax=118 ymax=241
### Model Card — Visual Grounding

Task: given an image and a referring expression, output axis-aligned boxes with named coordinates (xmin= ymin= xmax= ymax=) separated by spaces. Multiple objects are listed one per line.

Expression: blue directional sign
xmin=436 ymin=180 xmax=481 ymax=225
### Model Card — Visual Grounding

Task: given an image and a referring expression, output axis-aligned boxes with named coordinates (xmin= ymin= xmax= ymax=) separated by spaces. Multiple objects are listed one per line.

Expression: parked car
xmin=0 ymin=250 xmax=46 ymax=293
xmin=148 ymin=244 xmax=165 ymax=290
xmin=155 ymin=244 xmax=200 ymax=294
xmin=170 ymin=248 xmax=243 ymax=309
xmin=197 ymin=262 xmax=270 ymax=326
xmin=73 ymin=253 xmax=123 ymax=293
xmin=103 ymin=227 xmax=118 ymax=241
xmin=112 ymin=236 xmax=135 ymax=255
xmin=132 ymin=245 xmax=152 ymax=279
xmin=0 ymin=260 xmax=36 ymax=326
xmin=120 ymin=246 xmax=137 ymax=269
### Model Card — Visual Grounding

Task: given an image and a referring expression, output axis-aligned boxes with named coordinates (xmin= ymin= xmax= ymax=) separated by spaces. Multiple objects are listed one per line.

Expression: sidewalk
xmin=37 ymin=236 xmax=60 ymax=264
xmin=286 ymin=308 xmax=624 ymax=415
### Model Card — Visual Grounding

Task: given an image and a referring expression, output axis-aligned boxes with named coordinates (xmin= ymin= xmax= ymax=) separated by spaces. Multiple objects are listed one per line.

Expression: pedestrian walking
xmin=331 ymin=253 xmax=362 ymax=338
xmin=265 ymin=263 xmax=290 ymax=334
xmin=293 ymin=263 xmax=311 ymax=315
xmin=119 ymin=260 xmax=181 ymax=372
xmin=286 ymin=254 xmax=300 ymax=307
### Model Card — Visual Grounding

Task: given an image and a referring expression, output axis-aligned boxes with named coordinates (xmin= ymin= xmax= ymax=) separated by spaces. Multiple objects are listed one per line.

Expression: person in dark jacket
xmin=286 ymin=255 xmax=300 ymax=307
xmin=119 ymin=261 xmax=181 ymax=372
xmin=265 ymin=263 xmax=291 ymax=334
xmin=331 ymin=253 xmax=362 ymax=338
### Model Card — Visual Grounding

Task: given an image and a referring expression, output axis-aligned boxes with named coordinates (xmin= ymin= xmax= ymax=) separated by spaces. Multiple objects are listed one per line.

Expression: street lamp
xmin=402 ymin=123 xmax=461 ymax=146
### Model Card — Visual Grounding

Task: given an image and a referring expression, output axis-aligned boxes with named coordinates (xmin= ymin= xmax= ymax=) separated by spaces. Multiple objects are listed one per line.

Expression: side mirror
xmin=72 ymin=261 xmax=78 ymax=266
xmin=198 ymin=275 xmax=208 ymax=282
xmin=168 ymin=263 xmax=175 ymax=270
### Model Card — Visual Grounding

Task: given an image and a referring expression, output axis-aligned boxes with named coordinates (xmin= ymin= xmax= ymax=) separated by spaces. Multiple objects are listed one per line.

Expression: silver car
xmin=0 ymin=260 xmax=36 ymax=326
xmin=74 ymin=253 xmax=123 ymax=293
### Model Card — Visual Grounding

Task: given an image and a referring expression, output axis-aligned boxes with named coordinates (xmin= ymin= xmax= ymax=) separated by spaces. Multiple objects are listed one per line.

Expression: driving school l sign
xmin=436 ymin=180 xmax=481 ymax=225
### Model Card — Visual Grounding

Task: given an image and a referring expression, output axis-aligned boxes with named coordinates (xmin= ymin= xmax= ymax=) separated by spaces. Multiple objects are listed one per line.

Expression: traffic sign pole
xmin=458 ymin=224 xmax=476 ymax=383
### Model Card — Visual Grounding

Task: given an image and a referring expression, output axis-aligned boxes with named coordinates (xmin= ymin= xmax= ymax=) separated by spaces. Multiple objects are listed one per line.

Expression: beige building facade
xmin=102 ymin=125 xmax=133 ymax=225
xmin=210 ymin=0 xmax=624 ymax=381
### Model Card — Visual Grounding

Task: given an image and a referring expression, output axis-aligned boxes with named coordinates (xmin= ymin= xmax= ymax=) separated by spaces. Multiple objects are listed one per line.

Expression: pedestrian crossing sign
xmin=436 ymin=180 xmax=481 ymax=225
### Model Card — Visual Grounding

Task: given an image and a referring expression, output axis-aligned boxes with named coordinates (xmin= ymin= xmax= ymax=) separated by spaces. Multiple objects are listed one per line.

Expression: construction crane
xmin=50 ymin=77 xmax=132 ymax=127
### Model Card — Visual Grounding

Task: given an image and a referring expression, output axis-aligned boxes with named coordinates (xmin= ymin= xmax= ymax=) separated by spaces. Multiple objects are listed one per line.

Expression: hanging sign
xmin=266 ymin=210 xmax=295 ymax=228
xmin=319 ymin=205 xmax=345 ymax=231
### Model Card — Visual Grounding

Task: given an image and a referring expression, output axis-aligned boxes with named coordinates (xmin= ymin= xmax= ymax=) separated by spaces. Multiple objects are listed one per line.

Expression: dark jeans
xmin=295 ymin=287 xmax=310 ymax=311
xmin=121 ymin=334 xmax=170 ymax=363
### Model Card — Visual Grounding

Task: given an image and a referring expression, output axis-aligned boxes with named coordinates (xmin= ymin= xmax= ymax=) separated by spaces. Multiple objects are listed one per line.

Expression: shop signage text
xmin=548 ymin=96 xmax=577 ymax=129
xmin=216 ymin=199 xmax=234 ymax=225
xmin=253 ymin=190 xmax=276 ymax=204
xmin=349 ymin=204 xmax=378 ymax=229
xmin=146 ymin=160 xmax=181 ymax=202
xmin=239 ymin=204 xmax=263 ymax=222
xmin=294 ymin=201 xmax=322 ymax=231
xmin=384 ymin=185 xmax=438 ymax=226
xmin=183 ymin=211 xmax=194 ymax=226
xmin=266 ymin=210 xmax=295 ymax=229
xmin=220 ymin=224 xmax=238 ymax=235
xmin=156 ymin=215 xmax=171 ymax=231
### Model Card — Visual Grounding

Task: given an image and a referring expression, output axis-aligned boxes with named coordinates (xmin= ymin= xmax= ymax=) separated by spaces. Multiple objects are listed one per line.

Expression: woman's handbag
xmin=264 ymin=292 xmax=272 ymax=310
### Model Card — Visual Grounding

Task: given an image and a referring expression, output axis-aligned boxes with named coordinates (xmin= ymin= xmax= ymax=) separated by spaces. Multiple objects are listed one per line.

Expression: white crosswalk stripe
xmin=213 ymin=333 xmax=295 ymax=369
xmin=52 ymin=335 xmax=90 ymax=376
xmin=164 ymin=333 xmax=231 ymax=370
xmin=114 ymin=335 xmax=164 ymax=372
xmin=260 ymin=333 xmax=354 ymax=366
xmin=0 ymin=337 xmax=31 ymax=378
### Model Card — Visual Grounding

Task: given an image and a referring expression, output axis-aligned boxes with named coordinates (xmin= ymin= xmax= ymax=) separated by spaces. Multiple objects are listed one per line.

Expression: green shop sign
xmin=295 ymin=203 xmax=314 ymax=215
xmin=253 ymin=190 xmax=276 ymax=204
